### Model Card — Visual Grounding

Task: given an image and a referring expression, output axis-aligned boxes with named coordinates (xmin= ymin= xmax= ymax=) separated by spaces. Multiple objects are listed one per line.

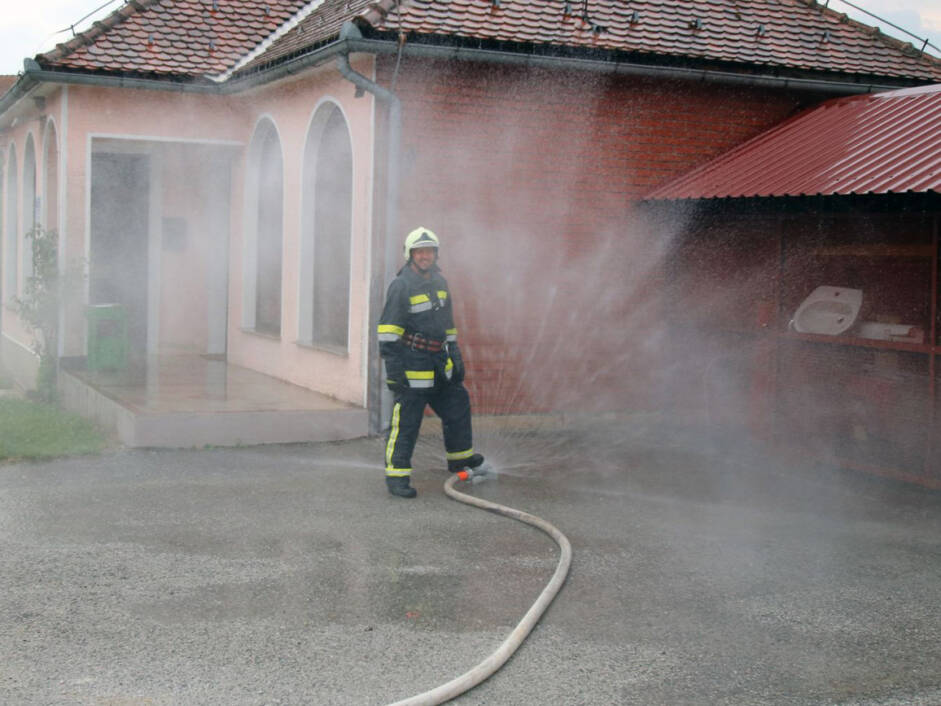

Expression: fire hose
xmin=387 ymin=467 xmax=573 ymax=705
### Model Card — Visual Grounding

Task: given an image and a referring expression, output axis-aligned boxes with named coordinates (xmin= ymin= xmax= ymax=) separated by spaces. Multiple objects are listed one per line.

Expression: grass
xmin=0 ymin=397 xmax=108 ymax=462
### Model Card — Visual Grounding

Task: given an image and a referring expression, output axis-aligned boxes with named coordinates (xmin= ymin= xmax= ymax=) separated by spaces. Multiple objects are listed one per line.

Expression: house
xmin=0 ymin=0 xmax=939 ymax=447
xmin=645 ymin=83 xmax=941 ymax=487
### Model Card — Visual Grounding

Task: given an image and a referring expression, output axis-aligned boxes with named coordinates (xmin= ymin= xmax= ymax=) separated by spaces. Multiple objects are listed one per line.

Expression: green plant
xmin=12 ymin=226 xmax=66 ymax=402
xmin=0 ymin=397 xmax=107 ymax=461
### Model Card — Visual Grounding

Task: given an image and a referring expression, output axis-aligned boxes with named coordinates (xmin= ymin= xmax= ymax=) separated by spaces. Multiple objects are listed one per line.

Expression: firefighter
xmin=377 ymin=227 xmax=486 ymax=498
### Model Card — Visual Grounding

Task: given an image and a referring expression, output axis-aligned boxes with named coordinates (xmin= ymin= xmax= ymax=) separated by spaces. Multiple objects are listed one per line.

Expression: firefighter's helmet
xmin=403 ymin=227 xmax=440 ymax=260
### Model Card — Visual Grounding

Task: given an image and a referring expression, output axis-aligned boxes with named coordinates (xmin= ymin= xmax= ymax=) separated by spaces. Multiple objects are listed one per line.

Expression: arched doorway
xmin=244 ymin=118 xmax=284 ymax=337
xmin=299 ymin=102 xmax=353 ymax=351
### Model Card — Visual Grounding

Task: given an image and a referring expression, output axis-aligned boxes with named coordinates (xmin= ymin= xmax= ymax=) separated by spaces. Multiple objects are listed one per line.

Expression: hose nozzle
xmin=455 ymin=461 xmax=497 ymax=484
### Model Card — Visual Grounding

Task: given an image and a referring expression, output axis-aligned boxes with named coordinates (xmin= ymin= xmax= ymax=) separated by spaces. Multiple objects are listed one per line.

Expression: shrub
xmin=12 ymin=227 xmax=81 ymax=402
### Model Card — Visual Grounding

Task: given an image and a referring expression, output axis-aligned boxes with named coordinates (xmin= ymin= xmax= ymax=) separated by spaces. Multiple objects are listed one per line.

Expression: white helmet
xmin=403 ymin=227 xmax=440 ymax=260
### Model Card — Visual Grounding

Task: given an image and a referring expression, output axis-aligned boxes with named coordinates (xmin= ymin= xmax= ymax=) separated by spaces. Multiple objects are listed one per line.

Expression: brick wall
xmin=382 ymin=57 xmax=818 ymax=414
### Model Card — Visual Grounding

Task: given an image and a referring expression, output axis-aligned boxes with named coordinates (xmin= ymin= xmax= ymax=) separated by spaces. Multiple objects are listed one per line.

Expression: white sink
xmin=792 ymin=286 xmax=863 ymax=335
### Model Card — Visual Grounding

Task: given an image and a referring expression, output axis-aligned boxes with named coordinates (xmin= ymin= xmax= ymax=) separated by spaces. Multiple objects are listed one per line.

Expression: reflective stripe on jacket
xmin=378 ymin=264 xmax=458 ymax=390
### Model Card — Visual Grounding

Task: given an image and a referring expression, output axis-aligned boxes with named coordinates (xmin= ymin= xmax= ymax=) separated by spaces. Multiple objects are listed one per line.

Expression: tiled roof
xmin=238 ymin=0 xmax=374 ymax=73
xmin=38 ymin=0 xmax=310 ymax=78
xmin=36 ymin=0 xmax=941 ymax=83
xmin=254 ymin=0 xmax=941 ymax=81
xmin=646 ymin=83 xmax=941 ymax=199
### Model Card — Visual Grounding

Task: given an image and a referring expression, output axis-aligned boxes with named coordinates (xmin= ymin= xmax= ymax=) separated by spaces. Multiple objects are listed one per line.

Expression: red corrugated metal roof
xmin=36 ymin=0 xmax=941 ymax=83
xmin=646 ymin=83 xmax=941 ymax=199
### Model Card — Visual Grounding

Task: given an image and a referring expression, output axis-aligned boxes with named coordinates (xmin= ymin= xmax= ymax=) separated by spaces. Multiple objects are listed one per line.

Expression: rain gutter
xmin=0 ymin=62 xmax=212 ymax=122
xmin=226 ymin=34 xmax=907 ymax=95
xmin=340 ymin=37 xmax=906 ymax=95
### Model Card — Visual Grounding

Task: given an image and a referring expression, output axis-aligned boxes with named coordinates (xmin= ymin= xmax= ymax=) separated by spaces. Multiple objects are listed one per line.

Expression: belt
xmin=401 ymin=332 xmax=444 ymax=352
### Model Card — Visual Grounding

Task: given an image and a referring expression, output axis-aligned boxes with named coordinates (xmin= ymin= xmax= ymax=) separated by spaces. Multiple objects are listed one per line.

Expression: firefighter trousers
xmin=385 ymin=381 xmax=473 ymax=477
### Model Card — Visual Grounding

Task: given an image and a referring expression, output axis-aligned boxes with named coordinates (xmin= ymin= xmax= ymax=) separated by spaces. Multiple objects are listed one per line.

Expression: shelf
xmin=781 ymin=331 xmax=935 ymax=355
xmin=667 ymin=321 xmax=769 ymax=337
xmin=801 ymin=244 xmax=934 ymax=258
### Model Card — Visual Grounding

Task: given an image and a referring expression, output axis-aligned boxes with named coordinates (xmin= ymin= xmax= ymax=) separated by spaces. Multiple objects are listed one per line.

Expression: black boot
xmin=386 ymin=476 xmax=417 ymax=498
xmin=448 ymin=453 xmax=485 ymax=473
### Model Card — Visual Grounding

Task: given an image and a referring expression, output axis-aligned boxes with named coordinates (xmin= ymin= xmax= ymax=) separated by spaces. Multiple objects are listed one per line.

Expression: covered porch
xmin=58 ymin=354 xmax=367 ymax=448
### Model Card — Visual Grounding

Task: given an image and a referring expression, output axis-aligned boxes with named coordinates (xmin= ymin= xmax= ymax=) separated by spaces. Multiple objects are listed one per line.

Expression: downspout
xmin=336 ymin=21 xmax=401 ymax=435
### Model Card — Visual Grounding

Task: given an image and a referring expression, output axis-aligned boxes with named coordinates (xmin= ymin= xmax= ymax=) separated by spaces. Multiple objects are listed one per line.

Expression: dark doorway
xmin=90 ymin=152 xmax=150 ymax=371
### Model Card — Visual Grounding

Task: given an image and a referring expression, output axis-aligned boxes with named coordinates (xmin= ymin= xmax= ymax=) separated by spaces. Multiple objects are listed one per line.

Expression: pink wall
xmin=224 ymin=57 xmax=377 ymax=406
xmin=54 ymin=60 xmax=376 ymax=406
xmin=1 ymin=63 xmax=376 ymax=406
xmin=158 ymin=145 xmax=209 ymax=354
xmin=1 ymin=117 xmax=44 ymax=380
xmin=59 ymin=85 xmax=248 ymax=361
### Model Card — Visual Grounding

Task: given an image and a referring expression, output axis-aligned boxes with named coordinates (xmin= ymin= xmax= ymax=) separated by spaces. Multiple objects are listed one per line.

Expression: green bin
xmin=86 ymin=303 xmax=128 ymax=371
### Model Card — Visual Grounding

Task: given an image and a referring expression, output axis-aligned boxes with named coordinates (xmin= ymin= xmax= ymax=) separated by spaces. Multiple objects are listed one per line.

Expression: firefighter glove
xmin=448 ymin=343 xmax=465 ymax=384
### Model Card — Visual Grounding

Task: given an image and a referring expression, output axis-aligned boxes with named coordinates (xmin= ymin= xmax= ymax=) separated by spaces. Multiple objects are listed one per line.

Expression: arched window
xmin=4 ymin=146 xmax=18 ymax=302
xmin=243 ymin=119 xmax=284 ymax=336
xmin=23 ymin=135 xmax=37 ymax=281
xmin=299 ymin=102 xmax=353 ymax=351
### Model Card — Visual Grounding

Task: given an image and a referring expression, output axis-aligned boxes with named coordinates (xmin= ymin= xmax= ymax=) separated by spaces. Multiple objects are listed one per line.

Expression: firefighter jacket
xmin=377 ymin=264 xmax=464 ymax=392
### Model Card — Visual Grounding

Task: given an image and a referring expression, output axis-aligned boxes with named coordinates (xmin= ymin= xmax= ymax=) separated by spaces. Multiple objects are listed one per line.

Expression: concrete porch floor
xmin=58 ymin=355 xmax=368 ymax=448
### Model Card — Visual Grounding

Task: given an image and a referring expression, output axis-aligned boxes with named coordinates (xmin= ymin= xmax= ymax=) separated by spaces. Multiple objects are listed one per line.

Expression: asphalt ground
xmin=2 ymin=421 xmax=940 ymax=705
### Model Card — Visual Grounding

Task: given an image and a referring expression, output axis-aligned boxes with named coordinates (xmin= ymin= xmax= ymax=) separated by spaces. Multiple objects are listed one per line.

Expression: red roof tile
xmin=37 ymin=0 xmax=941 ymax=83
xmin=255 ymin=0 xmax=941 ymax=82
xmin=238 ymin=0 xmax=375 ymax=72
xmin=39 ymin=0 xmax=310 ymax=78
xmin=645 ymin=83 xmax=941 ymax=199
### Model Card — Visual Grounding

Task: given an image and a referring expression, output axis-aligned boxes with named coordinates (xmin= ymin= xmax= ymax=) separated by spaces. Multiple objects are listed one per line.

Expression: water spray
xmin=386 ymin=465 xmax=572 ymax=706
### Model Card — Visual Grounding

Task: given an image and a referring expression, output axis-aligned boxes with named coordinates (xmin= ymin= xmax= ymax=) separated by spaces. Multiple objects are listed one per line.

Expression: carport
xmin=646 ymin=84 xmax=941 ymax=488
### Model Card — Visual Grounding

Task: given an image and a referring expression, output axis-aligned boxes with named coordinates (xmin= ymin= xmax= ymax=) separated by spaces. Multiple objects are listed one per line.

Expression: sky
xmin=0 ymin=0 xmax=939 ymax=76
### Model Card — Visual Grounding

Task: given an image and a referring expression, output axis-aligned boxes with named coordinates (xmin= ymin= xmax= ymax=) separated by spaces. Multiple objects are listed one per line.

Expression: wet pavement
xmin=1 ymin=422 xmax=940 ymax=705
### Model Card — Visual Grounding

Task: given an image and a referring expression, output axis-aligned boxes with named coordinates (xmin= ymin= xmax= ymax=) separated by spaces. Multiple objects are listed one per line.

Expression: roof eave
xmin=0 ymin=64 xmax=221 ymax=128
xmin=0 ymin=38 xmax=352 ymax=121
xmin=343 ymin=34 xmax=918 ymax=95
xmin=643 ymin=188 xmax=941 ymax=202
xmin=4 ymin=28 xmax=932 ymax=121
